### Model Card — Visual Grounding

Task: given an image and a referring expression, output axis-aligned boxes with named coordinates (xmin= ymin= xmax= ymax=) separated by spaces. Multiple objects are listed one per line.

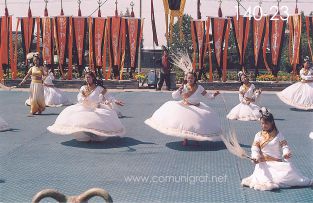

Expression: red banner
xmin=41 ymin=17 xmax=53 ymax=64
xmin=191 ymin=20 xmax=206 ymax=70
xmin=108 ymin=16 xmax=122 ymax=66
xmin=212 ymin=18 xmax=226 ymax=68
xmin=1 ymin=16 xmax=9 ymax=65
xmin=232 ymin=15 xmax=250 ymax=66
xmin=127 ymin=18 xmax=142 ymax=69
xmin=262 ymin=16 xmax=270 ymax=72
xmin=54 ymin=16 xmax=68 ymax=66
xmin=93 ymin=17 xmax=106 ymax=67
xmin=305 ymin=16 xmax=313 ymax=61
xmin=269 ymin=16 xmax=286 ymax=72
xmin=73 ymin=17 xmax=86 ymax=66
xmin=252 ymin=16 xmax=265 ymax=67
xmin=20 ymin=17 xmax=35 ymax=61
xmin=68 ymin=17 xmax=73 ymax=80
xmin=288 ymin=14 xmax=302 ymax=73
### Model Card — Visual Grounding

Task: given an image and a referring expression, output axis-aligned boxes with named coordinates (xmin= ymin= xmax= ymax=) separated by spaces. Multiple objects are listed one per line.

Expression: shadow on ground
xmin=166 ymin=141 xmax=250 ymax=151
xmin=61 ymin=137 xmax=155 ymax=149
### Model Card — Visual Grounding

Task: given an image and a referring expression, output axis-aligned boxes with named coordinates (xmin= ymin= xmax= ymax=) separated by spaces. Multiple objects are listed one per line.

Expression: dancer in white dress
xmin=242 ymin=109 xmax=313 ymax=191
xmin=277 ymin=57 xmax=313 ymax=110
xmin=47 ymin=72 xmax=125 ymax=141
xmin=26 ymin=66 xmax=71 ymax=107
xmin=227 ymin=73 xmax=261 ymax=121
xmin=145 ymin=71 xmax=222 ymax=146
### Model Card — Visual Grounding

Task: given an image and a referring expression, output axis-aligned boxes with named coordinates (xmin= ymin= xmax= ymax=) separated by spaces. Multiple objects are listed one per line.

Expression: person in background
xmin=157 ymin=46 xmax=171 ymax=91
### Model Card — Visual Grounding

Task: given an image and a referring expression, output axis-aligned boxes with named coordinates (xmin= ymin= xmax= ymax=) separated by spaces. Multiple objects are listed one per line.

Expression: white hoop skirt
xmin=47 ymin=104 xmax=125 ymax=141
xmin=227 ymin=103 xmax=261 ymax=121
xmin=242 ymin=161 xmax=313 ymax=191
xmin=277 ymin=82 xmax=313 ymax=110
xmin=0 ymin=116 xmax=9 ymax=131
xmin=145 ymin=101 xmax=222 ymax=141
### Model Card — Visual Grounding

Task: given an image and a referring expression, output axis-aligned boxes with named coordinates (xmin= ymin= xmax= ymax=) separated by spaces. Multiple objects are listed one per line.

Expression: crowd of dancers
xmin=0 ymin=52 xmax=313 ymax=191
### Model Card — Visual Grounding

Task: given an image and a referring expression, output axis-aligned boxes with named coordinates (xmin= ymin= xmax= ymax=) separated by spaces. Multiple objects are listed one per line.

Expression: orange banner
xmin=73 ymin=17 xmax=86 ymax=66
xmin=93 ymin=17 xmax=106 ymax=67
xmin=252 ymin=16 xmax=265 ymax=67
xmin=55 ymin=16 xmax=68 ymax=66
xmin=191 ymin=20 xmax=206 ymax=70
xmin=232 ymin=15 xmax=250 ymax=66
xmin=120 ymin=18 xmax=127 ymax=79
xmin=20 ymin=17 xmax=35 ymax=61
xmin=127 ymin=18 xmax=142 ymax=69
xmin=108 ymin=16 xmax=122 ymax=66
xmin=41 ymin=17 xmax=53 ymax=64
xmin=262 ymin=16 xmax=270 ymax=72
xmin=68 ymin=17 xmax=73 ymax=80
xmin=305 ymin=16 xmax=313 ymax=61
xmin=212 ymin=17 xmax=228 ymax=76
xmin=1 ymin=16 xmax=9 ymax=65
xmin=288 ymin=14 xmax=302 ymax=73
xmin=270 ymin=16 xmax=285 ymax=66
xmin=223 ymin=19 xmax=230 ymax=82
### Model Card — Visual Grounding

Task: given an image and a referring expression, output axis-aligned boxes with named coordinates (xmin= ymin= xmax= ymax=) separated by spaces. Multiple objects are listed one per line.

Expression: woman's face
xmin=186 ymin=73 xmax=195 ymax=85
xmin=304 ymin=61 xmax=309 ymax=69
xmin=85 ymin=74 xmax=94 ymax=85
xmin=260 ymin=119 xmax=273 ymax=131
xmin=33 ymin=57 xmax=39 ymax=65
xmin=241 ymin=75 xmax=249 ymax=84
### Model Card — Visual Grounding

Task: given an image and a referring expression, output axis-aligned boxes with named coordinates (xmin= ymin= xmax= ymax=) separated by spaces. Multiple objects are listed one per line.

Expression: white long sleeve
xmin=77 ymin=86 xmax=86 ymax=103
xmin=172 ymin=90 xmax=182 ymax=99
xmin=278 ymin=133 xmax=291 ymax=157
xmin=251 ymin=133 xmax=261 ymax=160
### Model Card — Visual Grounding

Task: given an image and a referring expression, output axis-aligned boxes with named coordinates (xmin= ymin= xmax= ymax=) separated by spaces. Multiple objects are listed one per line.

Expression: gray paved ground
xmin=0 ymin=89 xmax=312 ymax=202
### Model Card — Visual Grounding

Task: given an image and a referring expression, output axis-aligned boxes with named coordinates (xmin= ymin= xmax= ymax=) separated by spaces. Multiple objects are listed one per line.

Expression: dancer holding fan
xmin=145 ymin=52 xmax=222 ymax=146
xmin=223 ymin=108 xmax=313 ymax=191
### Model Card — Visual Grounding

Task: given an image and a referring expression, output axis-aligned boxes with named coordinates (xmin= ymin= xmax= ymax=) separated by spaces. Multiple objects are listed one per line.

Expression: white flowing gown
xmin=145 ymin=85 xmax=222 ymax=141
xmin=277 ymin=68 xmax=313 ymax=110
xmin=227 ymin=84 xmax=261 ymax=121
xmin=47 ymin=85 xmax=125 ymax=141
xmin=26 ymin=72 xmax=71 ymax=107
xmin=242 ymin=131 xmax=313 ymax=191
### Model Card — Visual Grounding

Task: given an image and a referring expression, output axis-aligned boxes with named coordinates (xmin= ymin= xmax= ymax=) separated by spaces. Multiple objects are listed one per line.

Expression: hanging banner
xmin=206 ymin=17 xmax=213 ymax=82
xmin=126 ymin=17 xmax=143 ymax=69
xmin=108 ymin=16 xmax=122 ymax=67
xmin=269 ymin=15 xmax=286 ymax=75
xmin=20 ymin=17 xmax=35 ymax=62
xmin=191 ymin=20 xmax=206 ymax=70
xmin=231 ymin=15 xmax=250 ymax=67
xmin=93 ymin=17 xmax=106 ymax=67
xmin=54 ymin=16 xmax=68 ymax=66
xmin=120 ymin=18 xmax=127 ymax=79
xmin=288 ymin=14 xmax=302 ymax=73
xmin=211 ymin=17 xmax=229 ymax=79
xmin=151 ymin=0 xmax=159 ymax=46
xmin=41 ymin=17 xmax=53 ymax=64
xmin=262 ymin=16 xmax=271 ymax=72
xmin=73 ymin=17 xmax=86 ymax=66
xmin=0 ymin=16 xmax=10 ymax=65
xmin=68 ymin=17 xmax=73 ymax=80
xmin=305 ymin=16 xmax=313 ymax=61
xmin=252 ymin=16 xmax=266 ymax=67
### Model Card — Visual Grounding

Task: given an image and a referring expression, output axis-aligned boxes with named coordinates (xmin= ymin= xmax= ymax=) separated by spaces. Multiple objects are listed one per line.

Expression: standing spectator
xmin=157 ymin=46 xmax=171 ymax=90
